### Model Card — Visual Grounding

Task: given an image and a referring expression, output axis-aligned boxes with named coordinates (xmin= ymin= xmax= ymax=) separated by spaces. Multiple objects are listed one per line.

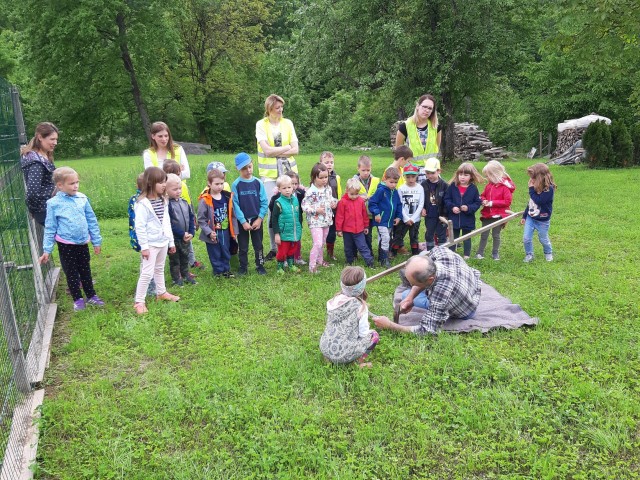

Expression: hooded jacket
xmin=197 ymin=189 xmax=236 ymax=244
xmin=335 ymin=193 xmax=369 ymax=234
xmin=20 ymin=151 xmax=56 ymax=215
xmin=319 ymin=295 xmax=371 ymax=364
xmin=368 ymin=183 xmax=402 ymax=228
xmin=480 ymin=176 xmax=516 ymax=219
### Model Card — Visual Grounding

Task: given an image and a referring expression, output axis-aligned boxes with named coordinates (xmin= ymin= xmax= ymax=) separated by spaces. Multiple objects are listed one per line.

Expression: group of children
xmin=38 ymin=119 xmax=557 ymax=320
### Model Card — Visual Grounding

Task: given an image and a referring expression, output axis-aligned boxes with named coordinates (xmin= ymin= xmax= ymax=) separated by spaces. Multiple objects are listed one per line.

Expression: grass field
xmin=35 ymin=150 xmax=640 ymax=479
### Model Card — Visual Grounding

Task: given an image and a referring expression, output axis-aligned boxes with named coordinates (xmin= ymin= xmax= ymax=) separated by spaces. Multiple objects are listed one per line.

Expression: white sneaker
xmin=524 ymin=254 xmax=534 ymax=263
xmin=545 ymin=254 xmax=553 ymax=262
xmin=475 ymin=254 xmax=484 ymax=260
xmin=295 ymin=258 xmax=307 ymax=265
xmin=492 ymin=254 xmax=500 ymax=261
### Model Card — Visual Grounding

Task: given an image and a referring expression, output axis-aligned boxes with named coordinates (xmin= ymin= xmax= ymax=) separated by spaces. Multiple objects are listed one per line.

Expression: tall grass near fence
xmin=36 ymin=153 xmax=640 ymax=478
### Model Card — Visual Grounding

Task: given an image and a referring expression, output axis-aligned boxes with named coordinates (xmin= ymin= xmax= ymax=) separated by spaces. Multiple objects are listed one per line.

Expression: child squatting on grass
xmin=521 ymin=163 xmax=557 ymax=263
xmin=39 ymin=167 xmax=104 ymax=312
xmin=320 ymin=266 xmax=385 ymax=368
xmin=133 ymin=166 xmax=180 ymax=314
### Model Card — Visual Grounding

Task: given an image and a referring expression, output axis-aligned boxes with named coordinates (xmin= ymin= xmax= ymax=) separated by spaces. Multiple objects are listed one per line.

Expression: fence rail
xmin=0 ymin=77 xmax=59 ymax=478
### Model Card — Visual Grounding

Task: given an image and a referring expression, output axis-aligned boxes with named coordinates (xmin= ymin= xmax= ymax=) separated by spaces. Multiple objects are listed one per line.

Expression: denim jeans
xmin=401 ymin=288 xmax=430 ymax=310
xmin=523 ymin=217 xmax=552 ymax=255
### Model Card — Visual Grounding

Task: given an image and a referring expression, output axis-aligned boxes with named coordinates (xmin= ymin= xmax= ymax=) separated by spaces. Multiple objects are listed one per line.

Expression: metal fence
xmin=0 ymin=78 xmax=58 ymax=478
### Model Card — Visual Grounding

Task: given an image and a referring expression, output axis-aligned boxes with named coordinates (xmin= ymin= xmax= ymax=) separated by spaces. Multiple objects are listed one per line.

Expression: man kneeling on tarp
xmin=374 ymin=246 xmax=481 ymax=335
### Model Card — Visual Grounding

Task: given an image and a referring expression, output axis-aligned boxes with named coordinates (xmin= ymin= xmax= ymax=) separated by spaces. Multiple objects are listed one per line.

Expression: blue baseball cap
xmin=234 ymin=152 xmax=252 ymax=171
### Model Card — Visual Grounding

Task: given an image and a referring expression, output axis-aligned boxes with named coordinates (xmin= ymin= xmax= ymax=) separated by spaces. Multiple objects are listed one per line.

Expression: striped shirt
xmin=412 ymin=247 xmax=481 ymax=335
xmin=150 ymin=198 xmax=165 ymax=222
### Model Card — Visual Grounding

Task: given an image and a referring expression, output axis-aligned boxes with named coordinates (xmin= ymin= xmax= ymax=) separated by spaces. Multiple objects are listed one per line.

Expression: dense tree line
xmin=1 ymin=0 xmax=638 ymax=158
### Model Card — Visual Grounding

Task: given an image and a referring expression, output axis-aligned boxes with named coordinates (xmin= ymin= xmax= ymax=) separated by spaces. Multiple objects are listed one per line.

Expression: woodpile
xmin=553 ymin=128 xmax=584 ymax=157
xmin=549 ymin=114 xmax=610 ymax=165
xmin=454 ymin=123 xmax=508 ymax=161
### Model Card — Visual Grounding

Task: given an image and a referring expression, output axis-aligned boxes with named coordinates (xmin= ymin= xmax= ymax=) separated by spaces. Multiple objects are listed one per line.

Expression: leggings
xmin=309 ymin=226 xmax=329 ymax=268
xmin=57 ymin=242 xmax=96 ymax=301
xmin=135 ymin=245 xmax=168 ymax=303
xmin=476 ymin=217 xmax=503 ymax=257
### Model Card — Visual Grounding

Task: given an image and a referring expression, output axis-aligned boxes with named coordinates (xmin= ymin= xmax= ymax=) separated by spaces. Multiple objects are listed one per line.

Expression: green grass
xmin=36 ymin=151 xmax=640 ymax=479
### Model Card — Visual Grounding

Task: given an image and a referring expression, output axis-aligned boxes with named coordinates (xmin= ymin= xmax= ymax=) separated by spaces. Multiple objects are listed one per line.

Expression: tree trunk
xmin=116 ymin=12 xmax=151 ymax=141
xmin=441 ymin=90 xmax=455 ymax=162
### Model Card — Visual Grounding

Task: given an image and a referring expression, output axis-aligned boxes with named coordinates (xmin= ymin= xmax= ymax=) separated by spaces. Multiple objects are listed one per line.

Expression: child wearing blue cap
xmin=231 ymin=152 xmax=269 ymax=275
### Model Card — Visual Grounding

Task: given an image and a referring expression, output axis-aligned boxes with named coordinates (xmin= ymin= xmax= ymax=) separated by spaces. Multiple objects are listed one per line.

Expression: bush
xmin=610 ymin=120 xmax=633 ymax=168
xmin=631 ymin=123 xmax=640 ymax=166
xmin=583 ymin=120 xmax=613 ymax=168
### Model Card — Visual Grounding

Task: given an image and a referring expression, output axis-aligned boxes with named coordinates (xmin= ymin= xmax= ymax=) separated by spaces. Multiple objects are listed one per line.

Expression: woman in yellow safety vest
xmin=256 ymin=94 xmax=300 ymax=260
xmin=395 ymin=94 xmax=442 ymax=180
xmin=143 ymin=121 xmax=190 ymax=180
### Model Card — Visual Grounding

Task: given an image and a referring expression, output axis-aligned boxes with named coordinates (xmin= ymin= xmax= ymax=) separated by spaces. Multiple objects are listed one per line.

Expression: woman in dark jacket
xmin=20 ymin=122 xmax=59 ymax=225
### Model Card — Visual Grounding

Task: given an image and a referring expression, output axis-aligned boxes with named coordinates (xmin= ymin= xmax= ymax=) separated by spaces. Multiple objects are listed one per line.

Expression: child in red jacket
xmin=476 ymin=160 xmax=516 ymax=261
xmin=336 ymin=178 xmax=375 ymax=267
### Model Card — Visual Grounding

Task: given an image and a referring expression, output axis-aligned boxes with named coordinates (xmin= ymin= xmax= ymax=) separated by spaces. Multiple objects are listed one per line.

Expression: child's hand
xmin=141 ymin=249 xmax=150 ymax=260
xmin=183 ymin=233 xmax=193 ymax=242
xmin=337 ymin=231 xmax=343 ymax=237
xmin=242 ymin=222 xmax=251 ymax=231
xmin=406 ymin=219 xmax=414 ymax=226
xmin=330 ymin=199 xmax=338 ymax=209
xmin=520 ymin=218 xmax=525 ymax=225
xmin=374 ymin=215 xmax=381 ymax=223
xmin=364 ymin=228 xmax=368 ymax=235
xmin=168 ymin=246 xmax=176 ymax=254
xmin=316 ymin=206 xmax=325 ymax=215
xmin=421 ymin=208 xmax=426 ymax=217
xmin=275 ymin=233 xmax=281 ymax=245
xmin=39 ymin=253 xmax=49 ymax=264
xmin=461 ymin=205 xmax=468 ymax=212
xmin=251 ymin=217 xmax=263 ymax=230
xmin=209 ymin=231 xmax=218 ymax=244
xmin=393 ymin=218 xmax=400 ymax=226
xmin=93 ymin=246 xmax=101 ymax=255
xmin=452 ymin=207 xmax=460 ymax=214
xmin=373 ymin=316 xmax=392 ymax=329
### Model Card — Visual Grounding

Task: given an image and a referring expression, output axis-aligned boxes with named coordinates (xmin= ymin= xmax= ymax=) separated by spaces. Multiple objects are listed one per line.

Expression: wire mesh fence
xmin=0 ymin=77 xmax=58 ymax=478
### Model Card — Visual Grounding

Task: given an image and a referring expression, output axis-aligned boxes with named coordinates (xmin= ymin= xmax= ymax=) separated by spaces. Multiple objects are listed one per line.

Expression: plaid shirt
xmin=412 ymin=247 xmax=481 ymax=335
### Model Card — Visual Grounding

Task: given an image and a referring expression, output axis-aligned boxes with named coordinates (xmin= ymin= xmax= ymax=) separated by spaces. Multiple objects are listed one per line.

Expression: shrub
xmin=631 ymin=123 xmax=640 ymax=166
xmin=583 ymin=120 xmax=613 ymax=168
xmin=610 ymin=120 xmax=633 ymax=168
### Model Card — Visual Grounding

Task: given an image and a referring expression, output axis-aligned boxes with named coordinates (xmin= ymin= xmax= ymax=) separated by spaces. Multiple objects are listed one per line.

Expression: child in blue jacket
xmin=444 ymin=162 xmax=483 ymax=259
xmin=368 ymin=167 xmax=402 ymax=267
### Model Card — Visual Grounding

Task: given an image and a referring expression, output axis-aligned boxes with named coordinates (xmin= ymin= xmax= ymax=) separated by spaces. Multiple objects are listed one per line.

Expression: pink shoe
xmin=157 ymin=292 xmax=180 ymax=302
xmin=318 ymin=260 xmax=333 ymax=267
xmin=134 ymin=303 xmax=148 ymax=314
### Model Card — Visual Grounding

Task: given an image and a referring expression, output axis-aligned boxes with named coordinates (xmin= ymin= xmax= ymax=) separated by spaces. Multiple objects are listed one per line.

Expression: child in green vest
xmin=272 ymin=175 xmax=303 ymax=274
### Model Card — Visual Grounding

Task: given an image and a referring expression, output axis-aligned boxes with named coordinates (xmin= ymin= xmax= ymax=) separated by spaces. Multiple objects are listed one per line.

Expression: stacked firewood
xmin=552 ymin=128 xmax=585 ymax=157
xmin=454 ymin=123 xmax=508 ymax=161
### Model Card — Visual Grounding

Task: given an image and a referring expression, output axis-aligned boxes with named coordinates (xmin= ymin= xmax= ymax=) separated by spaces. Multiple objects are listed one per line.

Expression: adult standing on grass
xmin=20 ymin=122 xmax=59 ymax=226
xmin=373 ymin=247 xmax=481 ymax=335
xmin=142 ymin=122 xmax=190 ymax=180
xmin=395 ymin=94 xmax=442 ymax=182
xmin=256 ymin=94 xmax=300 ymax=261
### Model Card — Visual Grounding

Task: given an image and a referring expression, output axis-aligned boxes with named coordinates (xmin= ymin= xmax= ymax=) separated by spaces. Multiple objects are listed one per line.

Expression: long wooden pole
xmin=366 ymin=210 xmax=524 ymax=283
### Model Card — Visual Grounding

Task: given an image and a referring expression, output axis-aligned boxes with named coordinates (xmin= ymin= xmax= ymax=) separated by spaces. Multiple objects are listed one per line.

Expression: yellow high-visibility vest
xmin=257 ymin=118 xmax=298 ymax=179
xmin=148 ymin=146 xmax=182 ymax=166
xmin=405 ymin=118 xmax=438 ymax=162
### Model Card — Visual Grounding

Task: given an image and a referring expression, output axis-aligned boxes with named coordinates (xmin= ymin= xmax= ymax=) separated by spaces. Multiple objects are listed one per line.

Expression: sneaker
xmin=545 ymin=253 xmax=554 ymax=262
xmin=289 ymin=265 xmax=301 ymax=273
xmin=524 ymin=254 xmax=534 ymax=263
xmin=237 ymin=267 xmax=248 ymax=276
xmin=173 ymin=279 xmax=184 ymax=287
xmin=309 ymin=266 xmax=319 ymax=274
xmin=157 ymin=292 xmax=180 ymax=302
xmin=256 ymin=266 xmax=267 ymax=275
xmin=475 ymin=254 xmax=484 ymax=260
xmin=87 ymin=295 xmax=105 ymax=307
xmin=276 ymin=268 xmax=285 ymax=275
xmin=295 ymin=258 xmax=307 ymax=265
xmin=223 ymin=271 xmax=235 ymax=279
xmin=191 ymin=261 xmax=205 ymax=270
xmin=73 ymin=298 xmax=86 ymax=311
xmin=463 ymin=256 xmax=470 ymax=260
xmin=264 ymin=251 xmax=277 ymax=262
xmin=380 ymin=259 xmax=391 ymax=268
xmin=184 ymin=276 xmax=197 ymax=285
xmin=492 ymin=254 xmax=500 ymax=261
xmin=318 ymin=260 xmax=333 ymax=267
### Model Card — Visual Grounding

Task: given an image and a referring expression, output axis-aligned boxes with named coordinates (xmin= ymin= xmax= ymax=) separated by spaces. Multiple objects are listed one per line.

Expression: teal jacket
xmin=272 ymin=194 xmax=302 ymax=242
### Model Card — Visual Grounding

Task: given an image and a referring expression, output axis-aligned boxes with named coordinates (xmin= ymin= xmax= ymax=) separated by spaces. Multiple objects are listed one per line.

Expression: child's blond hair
xmin=346 ymin=178 xmax=362 ymax=192
xmin=482 ymin=160 xmax=510 ymax=184
xmin=53 ymin=167 xmax=77 ymax=185
xmin=357 ymin=155 xmax=372 ymax=168
xmin=276 ymin=175 xmax=292 ymax=188
xmin=527 ymin=163 xmax=557 ymax=194
xmin=166 ymin=173 xmax=181 ymax=186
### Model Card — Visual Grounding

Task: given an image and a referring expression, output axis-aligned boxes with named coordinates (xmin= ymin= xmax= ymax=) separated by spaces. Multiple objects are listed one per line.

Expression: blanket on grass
xmin=393 ymin=282 xmax=538 ymax=333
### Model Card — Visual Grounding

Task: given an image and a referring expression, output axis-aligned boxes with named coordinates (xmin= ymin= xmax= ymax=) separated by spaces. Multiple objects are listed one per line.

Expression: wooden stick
xmin=366 ymin=211 xmax=523 ymax=283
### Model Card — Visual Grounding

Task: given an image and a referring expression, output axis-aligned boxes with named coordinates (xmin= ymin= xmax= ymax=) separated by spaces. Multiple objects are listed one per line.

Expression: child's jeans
xmin=523 ymin=217 xmax=552 ymax=255
xmin=391 ymin=221 xmax=421 ymax=251
xmin=424 ymin=216 xmax=447 ymax=250
xmin=135 ymin=245 xmax=168 ymax=303
xmin=477 ymin=217 xmax=503 ymax=257
xmin=309 ymin=226 xmax=329 ymax=268
xmin=205 ymin=230 xmax=231 ymax=274
xmin=343 ymin=232 xmax=374 ymax=265
xmin=401 ymin=288 xmax=430 ymax=310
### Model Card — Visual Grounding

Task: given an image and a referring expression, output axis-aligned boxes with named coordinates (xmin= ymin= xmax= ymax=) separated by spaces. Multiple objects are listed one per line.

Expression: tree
xmin=610 ymin=120 xmax=633 ymax=168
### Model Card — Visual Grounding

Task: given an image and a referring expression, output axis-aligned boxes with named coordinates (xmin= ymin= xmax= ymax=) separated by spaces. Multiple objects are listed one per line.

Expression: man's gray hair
xmin=407 ymin=255 xmax=436 ymax=284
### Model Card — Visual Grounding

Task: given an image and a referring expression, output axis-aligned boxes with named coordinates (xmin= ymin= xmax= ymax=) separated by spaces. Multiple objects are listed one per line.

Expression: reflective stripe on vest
xmin=257 ymin=118 xmax=298 ymax=179
xmin=149 ymin=147 xmax=181 ymax=167
xmin=405 ymin=118 xmax=438 ymax=163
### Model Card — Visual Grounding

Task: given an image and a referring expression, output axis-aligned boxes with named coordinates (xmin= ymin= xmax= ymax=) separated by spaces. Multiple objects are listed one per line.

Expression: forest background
xmin=1 ymin=0 xmax=639 ymax=159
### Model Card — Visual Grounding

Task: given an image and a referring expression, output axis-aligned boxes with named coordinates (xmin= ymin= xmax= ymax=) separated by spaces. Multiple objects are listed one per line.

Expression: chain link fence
xmin=0 ymin=77 xmax=59 ymax=478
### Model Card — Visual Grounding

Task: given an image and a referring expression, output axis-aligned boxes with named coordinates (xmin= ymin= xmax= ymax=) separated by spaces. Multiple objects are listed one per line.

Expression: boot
xmin=287 ymin=257 xmax=300 ymax=273
xmin=411 ymin=244 xmax=420 ymax=256
xmin=326 ymin=242 xmax=337 ymax=261
xmin=276 ymin=261 xmax=285 ymax=275
xmin=379 ymin=249 xmax=391 ymax=268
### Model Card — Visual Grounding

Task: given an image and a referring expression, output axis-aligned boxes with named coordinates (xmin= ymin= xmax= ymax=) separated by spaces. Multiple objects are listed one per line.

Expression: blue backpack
xmin=128 ymin=192 xmax=141 ymax=252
